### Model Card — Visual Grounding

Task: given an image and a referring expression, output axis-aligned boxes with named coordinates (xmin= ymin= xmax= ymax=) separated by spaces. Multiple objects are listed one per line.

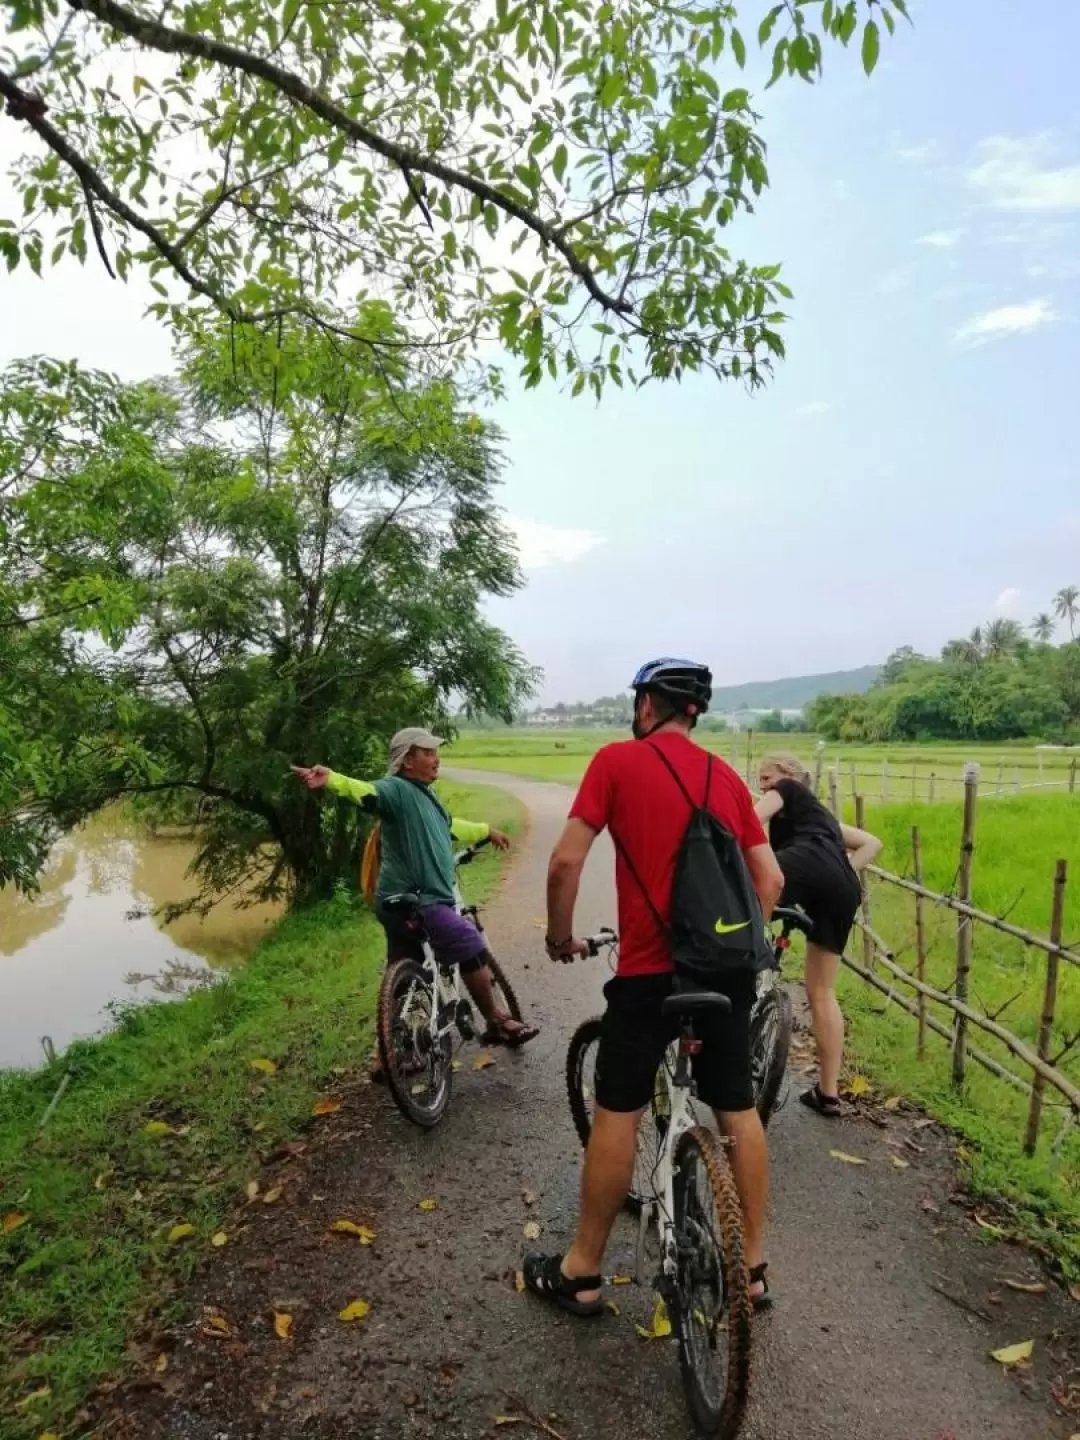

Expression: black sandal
xmin=749 ymin=1262 xmax=772 ymax=1312
xmin=523 ymin=1253 xmax=604 ymax=1317
xmin=799 ymin=1083 xmax=842 ymax=1117
xmin=481 ymin=1017 xmax=540 ymax=1049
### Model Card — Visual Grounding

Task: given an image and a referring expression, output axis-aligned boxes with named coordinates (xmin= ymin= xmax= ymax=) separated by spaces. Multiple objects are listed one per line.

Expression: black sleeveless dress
xmin=767 ymin=779 xmax=862 ymax=953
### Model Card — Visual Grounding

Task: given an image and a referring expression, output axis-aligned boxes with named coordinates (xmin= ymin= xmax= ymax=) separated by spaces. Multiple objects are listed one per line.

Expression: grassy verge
xmin=0 ymin=781 xmax=521 ymax=1440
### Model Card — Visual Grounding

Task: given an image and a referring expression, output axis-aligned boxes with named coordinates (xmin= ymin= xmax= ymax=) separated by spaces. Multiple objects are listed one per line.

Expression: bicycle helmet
xmin=630 ymin=657 xmax=712 ymax=717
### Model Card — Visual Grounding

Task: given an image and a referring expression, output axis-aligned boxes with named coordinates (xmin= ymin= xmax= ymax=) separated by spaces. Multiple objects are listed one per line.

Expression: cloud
xmin=507 ymin=516 xmax=606 ymax=570
xmin=893 ymin=138 xmax=939 ymax=164
xmin=954 ymin=298 xmax=1054 ymax=347
xmin=995 ymin=586 xmax=1023 ymax=618
xmin=916 ymin=229 xmax=964 ymax=249
xmin=795 ymin=401 xmax=831 ymax=418
xmin=968 ymin=134 xmax=1080 ymax=212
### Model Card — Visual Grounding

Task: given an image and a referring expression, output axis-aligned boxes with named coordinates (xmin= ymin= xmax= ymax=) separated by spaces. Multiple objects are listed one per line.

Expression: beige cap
xmin=387 ymin=726 xmax=445 ymax=775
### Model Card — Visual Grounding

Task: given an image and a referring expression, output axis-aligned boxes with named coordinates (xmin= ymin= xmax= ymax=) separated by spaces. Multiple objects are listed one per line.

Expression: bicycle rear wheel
xmin=566 ymin=1017 xmax=667 ymax=1214
xmin=377 ymin=958 xmax=452 ymax=1128
xmin=483 ymin=954 xmax=523 ymax=1030
xmin=751 ymin=984 xmax=793 ymax=1127
xmin=670 ymin=1127 xmax=752 ymax=1438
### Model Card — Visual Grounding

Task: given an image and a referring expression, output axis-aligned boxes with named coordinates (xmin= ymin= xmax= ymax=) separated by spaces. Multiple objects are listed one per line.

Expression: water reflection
xmin=0 ymin=809 xmax=281 ymax=1069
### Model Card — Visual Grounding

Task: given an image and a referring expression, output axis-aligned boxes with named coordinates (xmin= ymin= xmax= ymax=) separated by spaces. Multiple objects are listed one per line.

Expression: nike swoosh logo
xmin=714 ymin=919 xmax=750 ymax=935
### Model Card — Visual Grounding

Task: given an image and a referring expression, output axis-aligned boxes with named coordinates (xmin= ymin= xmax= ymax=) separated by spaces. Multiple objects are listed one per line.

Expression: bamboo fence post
xmin=745 ymin=728 xmax=754 ymax=785
xmin=912 ymin=825 xmax=927 ymax=1060
xmin=1014 ymin=767 xmax=1022 ymax=795
xmin=812 ymin=740 xmax=826 ymax=797
xmin=849 ymin=761 xmax=857 ymax=801
xmin=952 ymin=763 xmax=980 ymax=1089
xmin=880 ymin=760 xmax=888 ymax=802
xmin=828 ymin=767 xmax=840 ymax=818
xmin=911 ymin=762 xmax=918 ymax=801
xmin=856 ymin=795 xmax=874 ymax=974
xmin=928 ymin=771 xmax=936 ymax=804
xmin=1070 ymin=757 xmax=1077 ymax=794
xmin=730 ymin=730 xmax=739 ymax=769
xmin=1023 ymin=859 xmax=1068 ymax=1155
xmin=996 ymin=759 xmax=1004 ymax=797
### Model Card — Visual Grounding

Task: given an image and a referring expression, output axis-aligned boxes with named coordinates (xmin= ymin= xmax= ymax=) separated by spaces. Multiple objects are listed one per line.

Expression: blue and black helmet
xmin=630 ymin=657 xmax=712 ymax=716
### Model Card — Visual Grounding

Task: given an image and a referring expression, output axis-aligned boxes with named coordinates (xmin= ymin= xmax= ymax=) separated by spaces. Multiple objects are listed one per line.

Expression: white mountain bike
xmin=566 ymin=931 xmax=752 ymax=1439
xmin=376 ymin=838 xmax=522 ymax=1128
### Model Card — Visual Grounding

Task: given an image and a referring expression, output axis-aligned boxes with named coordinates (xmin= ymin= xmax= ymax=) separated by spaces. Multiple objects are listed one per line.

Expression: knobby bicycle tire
xmin=565 ymin=1016 xmax=665 ymax=1215
xmin=377 ymin=958 xmax=452 ymax=1129
xmin=751 ymin=986 xmax=793 ymax=1127
xmin=671 ymin=1127 xmax=752 ymax=1439
xmin=484 ymin=954 xmax=524 ymax=1028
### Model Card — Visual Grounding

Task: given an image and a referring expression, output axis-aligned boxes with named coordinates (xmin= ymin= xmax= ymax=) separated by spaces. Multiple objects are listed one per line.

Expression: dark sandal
xmin=799 ymin=1083 xmax=842 ymax=1117
xmin=749 ymin=1262 xmax=772 ymax=1312
xmin=481 ymin=1018 xmax=540 ymax=1049
xmin=523 ymin=1253 xmax=604 ymax=1317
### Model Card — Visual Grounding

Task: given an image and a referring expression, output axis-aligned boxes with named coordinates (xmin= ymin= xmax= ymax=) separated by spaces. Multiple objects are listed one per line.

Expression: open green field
xmin=0 ymin=781 xmax=520 ymax=1440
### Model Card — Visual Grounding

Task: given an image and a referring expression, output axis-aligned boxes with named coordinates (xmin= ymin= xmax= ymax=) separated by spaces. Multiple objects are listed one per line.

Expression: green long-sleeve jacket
xmin=326 ymin=771 xmax=489 ymax=907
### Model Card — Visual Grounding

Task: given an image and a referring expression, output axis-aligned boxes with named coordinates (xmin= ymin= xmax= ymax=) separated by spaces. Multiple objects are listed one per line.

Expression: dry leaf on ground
xmin=338 ymin=1299 xmax=371 ymax=1323
xmin=262 ymin=1186 xmax=283 ymax=1205
xmin=606 ymin=1299 xmax=620 ymax=1316
xmin=523 ymin=1220 xmax=541 ymax=1240
xmin=636 ymin=1295 xmax=672 ymax=1340
xmin=473 ymin=1051 xmax=496 ymax=1071
xmin=418 ymin=1199 xmax=438 ymax=1212
xmin=451 ymin=1059 xmax=463 ymax=1071
xmin=245 ymin=1180 xmax=259 ymax=1202
xmin=330 ymin=1220 xmax=376 ymax=1243
xmin=514 ymin=1270 xmax=525 ymax=1294
xmin=1003 ymin=1279 xmax=1046 ymax=1294
xmin=154 ymin=1354 xmax=168 ymax=1374
xmin=312 ymin=1097 xmax=341 ymax=1116
xmin=249 ymin=1057 xmax=277 ymax=1075
xmin=990 ymin=1339 xmax=1034 ymax=1365
xmin=1069 ymin=1282 xmax=1080 ymax=1303
xmin=607 ymin=1274 xmax=633 ymax=1286
xmin=890 ymin=1156 xmax=910 ymax=1171
xmin=974 ymin=1214 xmax=1007 ymax=1238
xmin=210 ymin=1231 xmax=228 ymax=1248
xmin=883 ymin=1095 xmax=903 ymax=1110
xmin=522 ymin=1189 xmax=537 ymax=1206
xmin=830 ymin=1150 xmax=868 ymax=1166
xmin=167 ymin=1223 xmax=195 ymax=1245
xmin=142 ymin=1120 xmax=173 ymax=1136
xmin=2 ymin=1211 xmax=29 ymax=1234
xmin=273 ymin=1311 xmax=293 ymax=1340
xmin=203 ymin=1313 xmax=231 ymax=1337
xmin=14 ymin=1387 xmax=50 ymax=1409
xmin=845 ymin=1074 xmax=871 ymax=1097
xmin=94 ymin=1171 xmax=111 ymax=1190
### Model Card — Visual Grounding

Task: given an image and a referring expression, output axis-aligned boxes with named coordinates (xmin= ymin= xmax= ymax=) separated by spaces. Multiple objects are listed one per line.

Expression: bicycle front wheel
xmin=377 ymin=958 xmax=452 ymax=1129
xmin=751 ymin=985 xmax=793 ymax=1127
xmin=670 ymin=1127 xmax=752 ymax=1439
xmin=566 ymin=1017 xmax=667 ymax=1215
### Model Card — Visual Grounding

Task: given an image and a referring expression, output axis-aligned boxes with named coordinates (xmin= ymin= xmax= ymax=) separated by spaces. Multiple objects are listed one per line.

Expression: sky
xmin=3 ymin=0 xmax=1079 ymax=706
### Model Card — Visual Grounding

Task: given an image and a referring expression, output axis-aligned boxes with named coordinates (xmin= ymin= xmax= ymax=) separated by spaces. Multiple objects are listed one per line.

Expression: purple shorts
xmin=380 ymin=901 xmax=487 ymax=973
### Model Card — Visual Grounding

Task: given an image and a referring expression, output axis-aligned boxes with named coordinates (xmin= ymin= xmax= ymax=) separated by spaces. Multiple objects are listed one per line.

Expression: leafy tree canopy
xmin=2 ymin=0 xmax=903 ymax=392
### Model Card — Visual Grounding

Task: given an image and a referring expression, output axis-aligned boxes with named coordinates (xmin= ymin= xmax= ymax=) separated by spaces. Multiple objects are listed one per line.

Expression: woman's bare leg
xmin=803 ymin=942 xmax=844 ymax=1098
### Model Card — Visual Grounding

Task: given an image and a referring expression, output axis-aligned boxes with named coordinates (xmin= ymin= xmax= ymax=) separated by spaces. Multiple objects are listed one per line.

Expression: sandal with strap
xmin=749 ymin=1262 xmax=773 ymax=1312
xmin=799 ymin=1083 xmax=842 ymax=1117
xmin=523 ymin=1253 xmax=604 ymax=1318
xmin=481 ymin=1017 xmax=540 ymax=1049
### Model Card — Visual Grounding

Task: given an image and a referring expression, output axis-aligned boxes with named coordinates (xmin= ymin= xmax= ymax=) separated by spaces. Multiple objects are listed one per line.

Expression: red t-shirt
xmin=570 ymin=731 xmax=768 ymax=978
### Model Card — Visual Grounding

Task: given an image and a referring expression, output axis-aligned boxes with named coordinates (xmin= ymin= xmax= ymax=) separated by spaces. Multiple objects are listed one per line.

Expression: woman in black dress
xmin=754 ymin=753 xmax=882 ymax=1115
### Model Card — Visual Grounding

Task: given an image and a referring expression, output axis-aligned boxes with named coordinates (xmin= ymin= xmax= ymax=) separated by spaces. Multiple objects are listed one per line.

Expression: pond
xmin=0 ymin=810 xmax=281 ymax=1070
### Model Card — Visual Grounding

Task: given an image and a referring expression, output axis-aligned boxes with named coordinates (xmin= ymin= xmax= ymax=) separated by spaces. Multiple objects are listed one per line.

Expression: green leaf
xmin=731 ymin=27 xmax=746 ymax=68
xmin=861 ymin=18 xmax=880 ymax=75
xmin=553 ymin=144 xmax=568 ymax=183
xmin=599 ymin=71 xmax=625 ymax=107
xmin=758 ymin=5 xmax=783 ymax=46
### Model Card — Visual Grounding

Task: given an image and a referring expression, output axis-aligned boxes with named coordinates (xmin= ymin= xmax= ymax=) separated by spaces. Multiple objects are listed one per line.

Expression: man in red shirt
xmin=524 ymin=659 xmax=783 ymax=1316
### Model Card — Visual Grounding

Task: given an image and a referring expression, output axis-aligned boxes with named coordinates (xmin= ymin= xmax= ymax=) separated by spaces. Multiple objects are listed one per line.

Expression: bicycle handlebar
xmin=772 ymin=903 xmax=813 ymax=937
xmin=583 ymin=927 xmax=618 ymax=957
xmin=453 ymin=834 xmax=493 ymax=867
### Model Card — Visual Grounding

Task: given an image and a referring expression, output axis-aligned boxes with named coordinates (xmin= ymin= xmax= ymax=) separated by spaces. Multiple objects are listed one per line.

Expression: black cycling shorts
xmin=594 ymin=971 xmax=756 ymax=1115
xmin=777 ymin=841 xmax=862 ymax=956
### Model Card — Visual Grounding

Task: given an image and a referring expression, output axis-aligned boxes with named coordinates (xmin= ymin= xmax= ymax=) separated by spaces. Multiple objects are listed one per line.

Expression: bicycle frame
xmin=636 ymin=1034 xmax=700 ymax=1288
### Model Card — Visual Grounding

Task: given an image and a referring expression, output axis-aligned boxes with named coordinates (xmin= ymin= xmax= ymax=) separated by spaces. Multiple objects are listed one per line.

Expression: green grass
xmin=0 ymin=781 xmax=520 ymax=1439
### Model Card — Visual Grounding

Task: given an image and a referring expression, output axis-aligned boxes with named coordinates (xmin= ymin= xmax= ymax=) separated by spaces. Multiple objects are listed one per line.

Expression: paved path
xmin=122 ymin=769 xmax=1077 ymax=1440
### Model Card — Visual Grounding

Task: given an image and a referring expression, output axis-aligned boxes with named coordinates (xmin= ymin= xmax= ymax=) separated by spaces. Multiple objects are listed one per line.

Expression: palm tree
xmin=984 ymin=617 xmax=1023 ymax=660
xmin=942 ymin=635 xmax=981 ymax=666
xmin=1031 ymin=612 xmax=1055 ymax=643
xmin=1054 ymin=585 xmax=1079 ymax=641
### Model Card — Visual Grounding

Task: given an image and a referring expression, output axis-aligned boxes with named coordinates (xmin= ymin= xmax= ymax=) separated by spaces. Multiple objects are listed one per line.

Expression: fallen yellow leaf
xmin=974 ymin=1213 xmax=1007 ymax=1238
xmin=451 ymin=1059 xmax=463 ymax=1072
xmin=338 ymin=1299 xmax=371 ymax=1323
xmin=330 ymin=1220 xmax=376 ymax=1244
xmin=262 ymin=1186 xmax=283 ymax=1205
xmin=245 ymin=1180 xmax=259 ymax=1202
xmin=1069 ymin=1282 xmax=1080 ymax=1303
xmin=845 ymin=1074 xmax=871 ymax=1097
xmin=142 ymin=1120 xmax=173 ymax=1136
xmin=2 ymin=1211 xmax=29 ymax=1234
xmin=252 ymin=1120 xmax=268 ymax=1132
xmin=35 ymin=1434 xmax=62 ymax=1440
xmin=1003 ymin=1279 xmax=1046 ymax=1294
xmin=167 ymin=1223 xmax=195 ymax=1245
xmin=636 ymin=1295 xmax=672 ymax=1340
xmin=312 ymin=1097 xmax=341 ymax=1116
xmin=883 ymin=1095 xmax=902 ymax=1110
xmin=473 ymin=1051 xmax=496 ymax=1071
xmin=494 ymin=1419 xmax=520 ymax=1428
xmin=249 ymin=1057 xmax=278 ymax=1075
xmin=210 ymin=1231 xmax=228 ymax=1248
xmin=830 ymin=1150 xmax=868 ymax=1166
xmin=204 ymin=1314 xmax=231 ymax=1336
xmin=273 ymin=1310 xmax=293 ymax=1340
xmin=514 ymin=1270 xmax=525 ymax=1294
xmin=991 ymin=1339 xmax=1034 ymax=1365
xmin=94 ymin=1171 xmax=111 ymax=1191
xmin=418 ymin=1199 xmax=437 ymax=1212
xmin=606 ymin=1299 xmax=620 ymax=1316
xmin=607 ymin=1274 xmax=633 ymax=1286
xmin=14 ymin=1386 xmax=51 ymax=1409
xmin=890 ymin=1156 xmax=910 ymax=1171
xmin=154 ymin=1354 xmax=168 ymax=1374
xmin=523 ymin=1220 xmax=541 ymax=1240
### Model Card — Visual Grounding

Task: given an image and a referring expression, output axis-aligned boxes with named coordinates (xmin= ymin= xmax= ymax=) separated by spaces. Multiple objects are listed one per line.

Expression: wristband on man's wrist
xmin=545 ymin=934 xmax=573 ymax=951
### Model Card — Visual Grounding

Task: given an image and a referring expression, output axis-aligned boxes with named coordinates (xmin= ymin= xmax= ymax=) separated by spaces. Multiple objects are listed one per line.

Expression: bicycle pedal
xmin=455 ymin=1000 xmax=476 ymax=1040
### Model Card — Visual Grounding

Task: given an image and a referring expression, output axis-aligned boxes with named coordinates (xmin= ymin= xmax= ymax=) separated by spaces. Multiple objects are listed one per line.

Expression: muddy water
xmin=0 ymin=810 xmax=281 ymax=1070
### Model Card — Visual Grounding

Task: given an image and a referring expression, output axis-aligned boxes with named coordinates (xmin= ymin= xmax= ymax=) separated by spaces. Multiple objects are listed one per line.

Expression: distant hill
xmin=709 ymin=665 xmax=880 ymax=713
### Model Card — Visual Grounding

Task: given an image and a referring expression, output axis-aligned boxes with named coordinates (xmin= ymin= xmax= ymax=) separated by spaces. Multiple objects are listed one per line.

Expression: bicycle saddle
xmin=661 ymin=990 xmax=733 ymax=1019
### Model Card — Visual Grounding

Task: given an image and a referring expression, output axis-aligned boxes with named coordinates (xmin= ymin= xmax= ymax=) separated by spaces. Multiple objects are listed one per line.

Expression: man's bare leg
xmin=461 ymin=958 xmax=537 ymax=1041
xmin=560 ymin=1105 xmax=643 ymax=1304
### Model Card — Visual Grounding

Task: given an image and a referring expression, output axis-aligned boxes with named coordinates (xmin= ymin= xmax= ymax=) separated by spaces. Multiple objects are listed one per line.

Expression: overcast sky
xmin=3 ymin=0 xmax=1078 ymax=705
